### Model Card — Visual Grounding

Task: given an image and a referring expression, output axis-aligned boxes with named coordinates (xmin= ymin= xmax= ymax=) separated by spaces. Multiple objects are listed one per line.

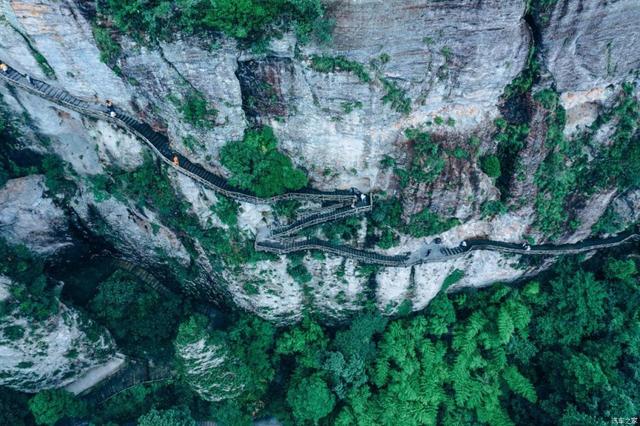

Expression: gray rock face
xmin=0 ymin=0 xmax=131 ymax=103
xmin=0 ymin=0 xmax=638 ymax=326
xmin=118 ymin=36 xmax=246 ymax=174
xmin=0 ymin=276 xmax=120 ymax=393
xmin=612 ymin=189 xmax=640 ymax=228
xmin=323 ymin=0 xmax=530 ymax=106
xmin=0 ymin=175 xmax=72 ymax=255
xmin=540 ymin=0 xmax=640 ymax=93
xmin=254 ymin=0 xmax=531 ymax=192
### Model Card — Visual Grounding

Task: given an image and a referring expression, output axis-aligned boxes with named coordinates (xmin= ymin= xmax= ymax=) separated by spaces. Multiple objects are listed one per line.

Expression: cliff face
xmin=0 ymin=0 xmax=638 ymax=331
xmin=0 ymin=275 xmax=122 ymax=393
xmin=0 ymin=175 xmax=72 ymax=255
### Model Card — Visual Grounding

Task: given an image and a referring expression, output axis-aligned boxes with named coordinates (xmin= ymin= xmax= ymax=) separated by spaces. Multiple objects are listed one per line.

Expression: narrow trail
xmin=1 ymin=62 xmax=638 ymax=267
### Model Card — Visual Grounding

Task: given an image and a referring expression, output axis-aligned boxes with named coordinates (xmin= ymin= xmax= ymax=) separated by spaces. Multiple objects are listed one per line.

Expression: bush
xmin=395 ymin=129 xmax=445 ymax=187
xmin=89 ymin=270 xmax=182 ymax=356
xmin=220 ymin=127 xmax=308 ymax=197
xmin=212 ymin=196 xmax=239 ymax=226
xmin=0 ymin=238 xmax=57 ymax=321
xmin=178 ymin=92 xmax=217 ymax=129
xmin=309 ymin=55 xmax=371 ymax=83
xmin=29 ymin=390 xmax=86 ymax=425
xmin=480 ymin=154 xmax=502 ymax=178
xmin=287 ymin=375 xmax=335 ymax=423
xmin=101 ymin=0 xmax=329 ymax=43
xmin=405 ymin=208 xmax=459 ymax=238
xmin=92 ymin=24 xmax=121 ymax=65
xmin=380 ymin=78 xmax=412 ymax=114
xmin=137 ymin=407 xmax=196 ymax=426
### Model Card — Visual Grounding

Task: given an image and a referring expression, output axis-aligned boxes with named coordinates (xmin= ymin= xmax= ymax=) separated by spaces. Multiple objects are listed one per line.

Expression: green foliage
xmin=380 ymin=78 xmax=412 ymax=114
xmin=28 ymin=390 xmax=86 ymax=425
xmin=395 ymin=129 xmax=445 ymax=187
xmin=494 ymin=117 xmax=530 ymax=199
xmin=406 ymin=208 xmax=459 ymax=238
xmin=480 ymin=154 xmax=501 ymax=178
xmin=0 ymin=238 xmax=57 ymax=321
xmin=531 ymin=90 xmax=577 ymax=236
xmin=481 ymin=199 xmax=507 ymax=218
xmin=88 ymin=270 xmax=182 ymax=356
xmin=211 ymin=196 xmax=239 ymax=226
xmin=0 ymin=388 xmax=34 ymax=426
xmin=92 ymin=24 xmax=121 ymax=65
xmin=309 ymin=55 xmax=371 ymax=83
xmin=220 ymin=127 xmax=308 ymax=197
xmin=176 ymin=314 xmax=276 ymax=419
xmin=442 ymin=269 xmax=464 ymax=290
xmin=287 ymin=253 xmax=312 ymax=284
xmin=578 ymin=83 xmax=640 ymax=193
xmin=341 ymin=100 xmax=363 ymax=114
xmin=503 ymin=366 xmax=537 ymax=403
xmin=367 ymin=197 xmax=403 ymax=249
xmin=137 ymin=407 xmax=196 ymax=426
xmin=502 ymin=48 xmax=539 ymax=100
xmin=178 ymin=92 xmax=217 ymax=128
xmin=100 ymin=0 xmax=330 ymax=43
xmin=287 ymin=375 xmax=336 ymax=423
xmin=273 ymin=199 xmax=300 ymax=220
xmin=531 ymin=83 xmax=638 ymax=238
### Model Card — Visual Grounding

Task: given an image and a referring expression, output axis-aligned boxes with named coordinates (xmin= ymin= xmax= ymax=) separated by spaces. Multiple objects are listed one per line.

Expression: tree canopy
xmin=220 ymin=127 xmax=308 ymax=197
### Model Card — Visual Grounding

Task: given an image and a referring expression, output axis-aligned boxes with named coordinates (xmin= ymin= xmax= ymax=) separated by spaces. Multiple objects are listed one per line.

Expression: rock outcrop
xmin=0 ymin=275 xmax=122 ymax=393
xmin=0 ymin=0 xmax=637 ymax=325
xmin=539 ymin=0 xmax=640 ymax=93
xmin=0 ymin=175 xmax=71 ymax=254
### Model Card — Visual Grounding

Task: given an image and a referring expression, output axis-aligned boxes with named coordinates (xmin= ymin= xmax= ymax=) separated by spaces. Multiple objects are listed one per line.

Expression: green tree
xmin=287 ymin=375 xmax=336 ymax=423
xmin=89 ymin=270 xmax=181 ymax=356
xmin=0 ymin=387 xmax=34 ymax=426
xmin=220 ymin=127 xmax=308 ymax=197
xmin=28 ymin=390 xmax=86 ymax=425
xmin=176 ymin=314 xmax=275 ymax=421
xmin=480 ymin=154 xmax=501 ymax=178
xmin=137 ymin=407 xmax=196 ymax=426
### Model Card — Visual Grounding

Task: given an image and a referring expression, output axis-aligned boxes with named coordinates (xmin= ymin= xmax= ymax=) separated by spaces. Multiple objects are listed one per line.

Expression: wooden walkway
xmin=2 ymin=61 xmax=638 ymax=267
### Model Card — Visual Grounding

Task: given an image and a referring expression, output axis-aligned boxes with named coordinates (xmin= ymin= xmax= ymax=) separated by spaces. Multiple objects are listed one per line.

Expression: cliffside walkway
xmin=2 ymin=62 xmax=639 ymax=267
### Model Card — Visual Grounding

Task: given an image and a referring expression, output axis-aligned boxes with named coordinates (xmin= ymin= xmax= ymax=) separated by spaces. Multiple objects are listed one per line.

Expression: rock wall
xmin=0 ymin=0 xmax=638 ymax=325
xmin=0 ymin=275 xmax=121 ymax=393
xmin=0 ymin=175 xmax=72 ymax=254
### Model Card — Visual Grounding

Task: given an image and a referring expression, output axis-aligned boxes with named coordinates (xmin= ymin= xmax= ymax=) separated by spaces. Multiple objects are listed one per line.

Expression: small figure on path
xmin=105 ymin=99 xmax=117 ymax=118
xmin=0 ymin=63 xmax=8 ymax=72
xmin=172 ymin=155 xmax=179 ymax=167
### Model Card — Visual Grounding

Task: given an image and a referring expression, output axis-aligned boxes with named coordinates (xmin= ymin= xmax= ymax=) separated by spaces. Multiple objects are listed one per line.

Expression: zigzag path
xmin=2 ymin=62 xmax=638 ymax=267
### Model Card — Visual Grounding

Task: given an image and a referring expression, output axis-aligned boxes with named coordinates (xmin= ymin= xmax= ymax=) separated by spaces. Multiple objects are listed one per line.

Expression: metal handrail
xmin=2 ymin=61 xmax=638 ymax=267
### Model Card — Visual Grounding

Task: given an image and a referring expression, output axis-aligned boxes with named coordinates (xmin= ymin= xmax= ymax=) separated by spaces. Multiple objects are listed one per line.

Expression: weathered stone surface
xmin=612 ymin=189 xmax=640 ymax=228
xmin=0 ymin=275 xmax=120 ymax=393
xmin=1 ymin=0 xmax=131 ymax=103
xmin=0 ymin=175 xmax=71 ymax=254
xmin=0 ymin=0 xmax=637 ymax=327
xmin=118 ymin=36 xmax=246 ymax=173
xmin=539 ymin=0 xmax=640 ymax=93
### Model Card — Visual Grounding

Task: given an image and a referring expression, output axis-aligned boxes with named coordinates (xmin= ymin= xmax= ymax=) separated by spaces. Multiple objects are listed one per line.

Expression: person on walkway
xmin=0 ymin=63 xmax=8 ymax=73
xmin=105 ymin=99 xmax=117 ymax=118
xmin=172 ymin=155 xmax=179 ymax=167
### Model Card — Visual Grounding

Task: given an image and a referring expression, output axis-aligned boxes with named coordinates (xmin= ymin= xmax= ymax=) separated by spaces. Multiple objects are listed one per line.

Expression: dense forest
xmin=2 ymin=241 xmax=639 ymax=425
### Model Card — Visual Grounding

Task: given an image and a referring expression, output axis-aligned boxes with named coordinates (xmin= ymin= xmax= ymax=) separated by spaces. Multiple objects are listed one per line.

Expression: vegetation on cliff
xmin=4 ymin=249 xmax=637 ymax=425
xmin=99 ymin=0 xmax=331 ymax=44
